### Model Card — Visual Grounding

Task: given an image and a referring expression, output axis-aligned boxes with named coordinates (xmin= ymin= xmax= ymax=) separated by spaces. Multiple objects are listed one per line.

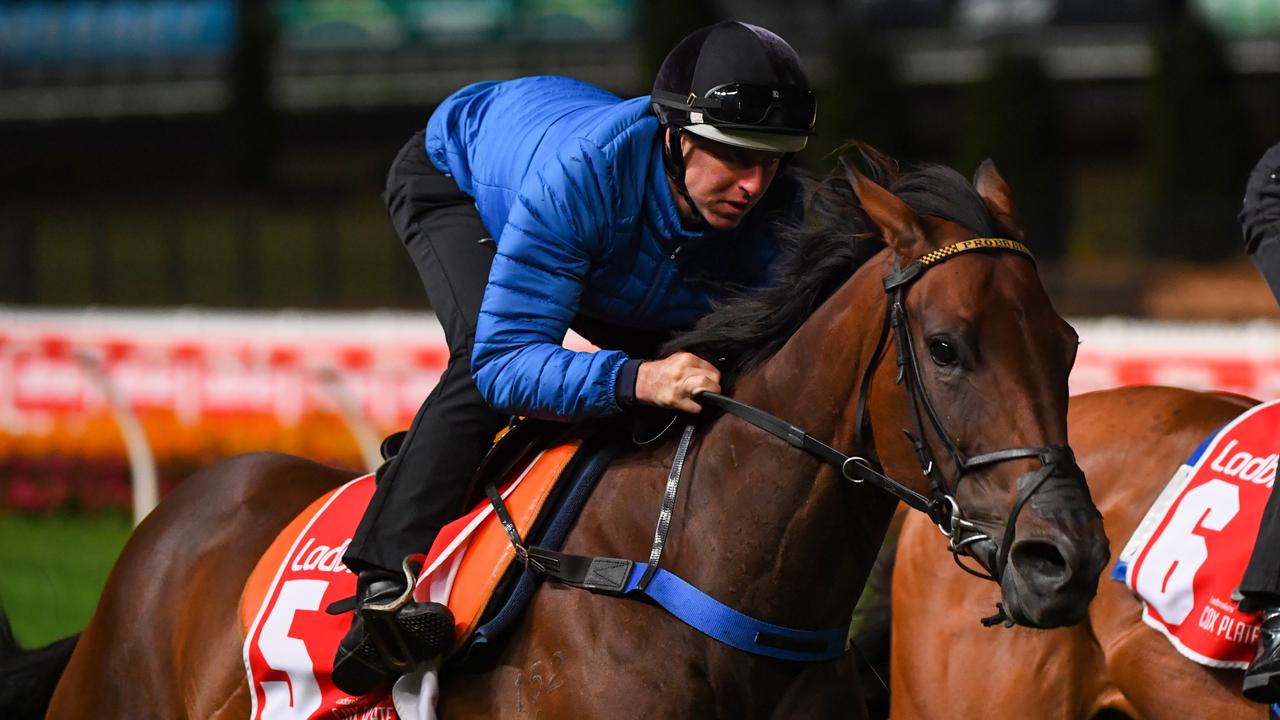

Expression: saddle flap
xmin=413 ymin=436 xmax=586 ymax=649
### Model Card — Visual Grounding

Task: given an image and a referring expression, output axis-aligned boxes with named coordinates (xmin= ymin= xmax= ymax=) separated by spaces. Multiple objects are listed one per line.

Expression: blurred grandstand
xmin=0 ymin=0 xmax=1276 ymax=313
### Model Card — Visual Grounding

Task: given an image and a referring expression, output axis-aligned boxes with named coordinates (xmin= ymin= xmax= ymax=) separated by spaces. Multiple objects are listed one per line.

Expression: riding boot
xmin=331 ymin=570 xmax=456 ymax=696
xmin=1243 ymin=607 xmax=1280 ymax=703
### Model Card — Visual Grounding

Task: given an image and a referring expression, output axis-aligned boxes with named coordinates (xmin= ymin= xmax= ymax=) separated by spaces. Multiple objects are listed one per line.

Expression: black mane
xmin=663 ymin=144 xmax=1002 ymax=377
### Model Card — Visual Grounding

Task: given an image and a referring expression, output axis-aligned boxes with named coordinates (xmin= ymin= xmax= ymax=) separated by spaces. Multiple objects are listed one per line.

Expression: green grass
xmin=0 ymin=513 xmax=133 ymax=648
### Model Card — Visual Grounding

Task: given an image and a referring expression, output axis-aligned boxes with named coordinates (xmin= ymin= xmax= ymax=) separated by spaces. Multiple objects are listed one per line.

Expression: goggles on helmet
xmin=654 ymin=83 xmax=816 ymax=136
xmin=696 ymin=83 xmax=816 ymax=133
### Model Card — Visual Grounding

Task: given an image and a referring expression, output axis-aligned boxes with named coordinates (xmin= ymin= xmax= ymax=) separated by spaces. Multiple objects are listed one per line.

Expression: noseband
xmin=703 ymin=237 xmax=1083 ymax=599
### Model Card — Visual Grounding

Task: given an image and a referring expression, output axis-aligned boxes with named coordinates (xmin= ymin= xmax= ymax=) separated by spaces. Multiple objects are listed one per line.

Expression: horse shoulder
xmin=441 ymin=588 xmax=717 ymax=719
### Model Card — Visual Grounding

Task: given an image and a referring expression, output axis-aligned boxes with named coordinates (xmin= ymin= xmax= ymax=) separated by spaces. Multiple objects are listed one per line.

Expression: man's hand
xmin=634 ymin=352 xmax=720 ymax=413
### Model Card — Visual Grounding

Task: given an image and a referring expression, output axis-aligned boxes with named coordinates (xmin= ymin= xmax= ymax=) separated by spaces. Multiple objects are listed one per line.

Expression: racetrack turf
xmin=0 ymin=511 xmax=889 ymax=652
xmin=0 ymin=513 xmax=132 ymax=648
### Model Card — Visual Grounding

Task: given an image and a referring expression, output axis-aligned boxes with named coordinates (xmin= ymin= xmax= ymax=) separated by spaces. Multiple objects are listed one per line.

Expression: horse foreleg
xmin=770 ymin=655 xmax=865 ymax=720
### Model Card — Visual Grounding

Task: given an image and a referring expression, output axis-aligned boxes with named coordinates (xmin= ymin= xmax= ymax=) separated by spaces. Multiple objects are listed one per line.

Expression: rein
xmin=704 ymin=237 xmax=1084 ymax=622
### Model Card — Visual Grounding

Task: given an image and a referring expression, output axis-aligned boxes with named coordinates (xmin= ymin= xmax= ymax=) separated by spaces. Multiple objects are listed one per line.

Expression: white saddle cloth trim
xmin=392 ymin=662 xmax=439 ymax=720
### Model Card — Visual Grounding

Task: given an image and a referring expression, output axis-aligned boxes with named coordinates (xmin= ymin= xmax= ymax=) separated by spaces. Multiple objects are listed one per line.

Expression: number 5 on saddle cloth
xmin=240 ymin=419 xmax=602 ymax=719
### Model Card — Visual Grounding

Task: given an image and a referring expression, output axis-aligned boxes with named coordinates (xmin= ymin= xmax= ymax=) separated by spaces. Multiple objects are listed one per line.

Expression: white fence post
xmin=313 ymin=366 xmax=383 ymax=474
xmin=75 ymin=349 xmax=158 ymax=526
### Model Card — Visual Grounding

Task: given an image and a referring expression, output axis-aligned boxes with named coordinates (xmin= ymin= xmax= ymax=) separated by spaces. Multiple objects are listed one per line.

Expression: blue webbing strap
xmin=621 ymin=564 xmax=850 ymax=663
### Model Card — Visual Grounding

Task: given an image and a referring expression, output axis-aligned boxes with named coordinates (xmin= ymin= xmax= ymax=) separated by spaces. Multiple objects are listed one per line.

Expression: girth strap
xmin=523 ymin=547 xmax=849 ymax=662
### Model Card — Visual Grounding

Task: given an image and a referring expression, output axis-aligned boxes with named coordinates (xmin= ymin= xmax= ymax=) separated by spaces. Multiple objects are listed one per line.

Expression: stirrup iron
xmin=361 ymin=555 xmax=424 ymax=672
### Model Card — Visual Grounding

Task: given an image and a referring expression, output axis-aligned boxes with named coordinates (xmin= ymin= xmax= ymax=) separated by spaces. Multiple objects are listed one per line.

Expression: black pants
xmin=1239 ymin=200 xmax=1280 ymax=600
xmin=343 ymin=132 xmax=666 ymax=576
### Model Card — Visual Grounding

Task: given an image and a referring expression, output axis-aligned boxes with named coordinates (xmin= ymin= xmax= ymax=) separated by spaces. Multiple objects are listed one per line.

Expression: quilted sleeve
xmin=471 ymin=137 xmax=630 ymax=419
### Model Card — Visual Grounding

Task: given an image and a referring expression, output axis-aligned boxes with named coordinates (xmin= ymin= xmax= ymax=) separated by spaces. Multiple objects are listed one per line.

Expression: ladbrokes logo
xmin=1209 ymin=439 xmax=1278 ymax=489
xmin=291 ymin=537 xmax=352 ymax=574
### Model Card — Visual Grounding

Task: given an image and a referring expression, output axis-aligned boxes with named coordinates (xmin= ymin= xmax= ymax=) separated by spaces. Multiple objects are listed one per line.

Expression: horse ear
xmin=973 ymin=159 xmax=1027 ymax=244
xmin=842 ymin=159 xmax=925 ymax=262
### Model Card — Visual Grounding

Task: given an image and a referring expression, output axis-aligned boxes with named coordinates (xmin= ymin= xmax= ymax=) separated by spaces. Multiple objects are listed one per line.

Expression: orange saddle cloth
xmin=239 ymin=439 xmax=583 ymax=720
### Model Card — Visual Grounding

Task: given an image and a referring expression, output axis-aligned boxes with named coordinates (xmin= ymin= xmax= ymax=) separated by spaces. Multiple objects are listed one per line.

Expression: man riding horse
xmin=1238 ymin=140 xmax=1280 ymax=704
xmin=334 ymin=21 xmax=819 ymax=694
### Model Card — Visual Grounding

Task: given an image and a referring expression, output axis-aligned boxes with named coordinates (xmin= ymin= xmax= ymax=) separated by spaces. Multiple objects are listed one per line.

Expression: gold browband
xmin=917 ymin=238 xmax=1034 ymax=267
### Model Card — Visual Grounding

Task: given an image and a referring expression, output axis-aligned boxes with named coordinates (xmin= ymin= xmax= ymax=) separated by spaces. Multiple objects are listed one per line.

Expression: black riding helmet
xmin=652 ymin=22 xmax=816 ymax=154
xmin=652 ymin=23 xmax=815 ymax=225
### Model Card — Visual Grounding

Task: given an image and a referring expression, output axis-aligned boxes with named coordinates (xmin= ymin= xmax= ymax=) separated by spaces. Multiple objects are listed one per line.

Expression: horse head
xmin=843 ymin=151 xmax=1109 ymax=628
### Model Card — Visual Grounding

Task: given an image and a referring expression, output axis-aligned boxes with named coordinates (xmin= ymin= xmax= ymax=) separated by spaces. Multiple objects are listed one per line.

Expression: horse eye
xmin=928 ymin=339 xmax=959 ymax=367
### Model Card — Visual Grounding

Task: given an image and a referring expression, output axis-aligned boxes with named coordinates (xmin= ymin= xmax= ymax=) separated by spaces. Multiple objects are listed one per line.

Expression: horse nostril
xmin=1011 ymin=540 xmax=1068 ymax=582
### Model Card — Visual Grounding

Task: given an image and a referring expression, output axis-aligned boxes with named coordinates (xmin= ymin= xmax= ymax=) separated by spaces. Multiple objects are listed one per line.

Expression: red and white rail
xmin=2 ymin=308 xmax=1278 ymax=428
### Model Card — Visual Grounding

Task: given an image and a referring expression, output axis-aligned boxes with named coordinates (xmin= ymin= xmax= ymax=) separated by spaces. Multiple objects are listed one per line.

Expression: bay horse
xmin=7 ymin=148 xmax=1110 ymax=719
xmin=886 ymin=386 xmax=1264 ymax=719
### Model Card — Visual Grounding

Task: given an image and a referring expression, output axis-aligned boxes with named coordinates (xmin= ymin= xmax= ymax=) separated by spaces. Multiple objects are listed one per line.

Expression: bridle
xmin=702 ymin=237 xmax=1085 ymax=609
xmin=482 ymin=237 xmax=1087 ymax=644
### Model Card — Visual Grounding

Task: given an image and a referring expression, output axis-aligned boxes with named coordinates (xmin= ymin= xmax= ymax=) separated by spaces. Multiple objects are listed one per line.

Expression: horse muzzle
xmin=994 ymin=473 xmax=1110 ymax=628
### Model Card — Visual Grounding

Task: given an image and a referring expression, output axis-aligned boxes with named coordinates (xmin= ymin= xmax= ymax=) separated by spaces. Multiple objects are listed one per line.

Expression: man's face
xmin=677 ymin=131 xmax=783 ymax=231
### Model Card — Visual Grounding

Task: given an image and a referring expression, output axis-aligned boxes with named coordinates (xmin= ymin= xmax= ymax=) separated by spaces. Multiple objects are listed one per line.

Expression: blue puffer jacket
xmin=425 ymin=76 xmax=795 ymax=420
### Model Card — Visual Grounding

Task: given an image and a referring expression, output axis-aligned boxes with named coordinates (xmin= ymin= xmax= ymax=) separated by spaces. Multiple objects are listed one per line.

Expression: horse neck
xmin=668 ymin=251 xmax=903 ymax=630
